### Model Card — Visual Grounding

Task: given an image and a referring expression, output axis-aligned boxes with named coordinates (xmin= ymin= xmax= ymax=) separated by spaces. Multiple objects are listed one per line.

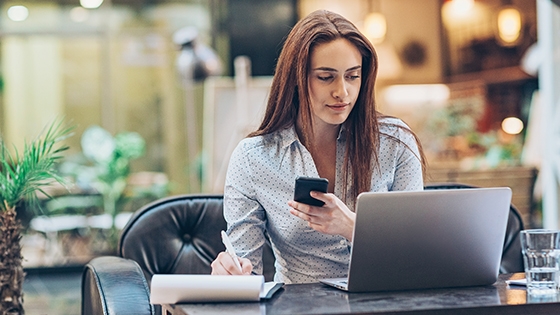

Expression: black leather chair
xmin=81 ymin=194 xmax=274 ymax=315
xmin=81 ymin=186 xmax=524 ymax=315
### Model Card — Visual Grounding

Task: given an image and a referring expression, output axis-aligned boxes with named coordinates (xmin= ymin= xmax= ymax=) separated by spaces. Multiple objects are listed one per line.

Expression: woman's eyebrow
xmin=312 ymin=66 xmax=337 ymax=72
xmin=312 ymin=65 xmax=362 ymax=72
xmin=346 ymin=65 xmax=362 ymax=72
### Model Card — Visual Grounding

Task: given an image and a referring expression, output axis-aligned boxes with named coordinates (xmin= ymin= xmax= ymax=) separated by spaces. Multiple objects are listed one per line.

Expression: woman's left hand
xmin=288 ymin=191 xmax=356 ymax=241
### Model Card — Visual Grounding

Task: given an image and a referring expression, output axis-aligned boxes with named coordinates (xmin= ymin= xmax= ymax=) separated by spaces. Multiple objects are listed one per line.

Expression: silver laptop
xmin=320 ymin=187 xmax=512 ymax=292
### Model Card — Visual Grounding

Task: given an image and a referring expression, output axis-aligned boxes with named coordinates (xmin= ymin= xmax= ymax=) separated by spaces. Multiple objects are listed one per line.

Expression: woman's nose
xmin=332 ymin=78 xmax=349 ymax=100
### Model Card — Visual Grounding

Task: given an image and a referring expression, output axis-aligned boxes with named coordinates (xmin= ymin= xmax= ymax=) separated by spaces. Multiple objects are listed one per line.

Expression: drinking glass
xmin=520 ymin=229 xmax=560 ymax=295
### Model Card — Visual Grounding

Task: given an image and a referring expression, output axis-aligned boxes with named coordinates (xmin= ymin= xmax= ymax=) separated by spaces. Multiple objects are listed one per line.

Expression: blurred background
xmin=0 ymin=0 xmax=558 ymax=277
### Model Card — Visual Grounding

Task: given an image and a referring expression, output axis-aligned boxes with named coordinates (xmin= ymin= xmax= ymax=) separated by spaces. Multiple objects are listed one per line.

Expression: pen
xmin=221 ymin=230 xmax=243 ymax=272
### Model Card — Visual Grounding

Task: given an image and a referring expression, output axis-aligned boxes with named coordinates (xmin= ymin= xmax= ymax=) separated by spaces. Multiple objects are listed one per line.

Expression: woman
xmin=211 ymin=10 xmax=426 ymax=284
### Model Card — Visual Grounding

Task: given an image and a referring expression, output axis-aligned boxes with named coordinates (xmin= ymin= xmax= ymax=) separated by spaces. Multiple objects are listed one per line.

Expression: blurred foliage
xmin=424 ymin=97 xmax=523 ymax=168
xmin=70 ymin=125 xmax=146 ymax=202
xmin=58 ymin=125 xmax=168 ymax=251
xmin=426 ymin=97 xmax=484 ymax=139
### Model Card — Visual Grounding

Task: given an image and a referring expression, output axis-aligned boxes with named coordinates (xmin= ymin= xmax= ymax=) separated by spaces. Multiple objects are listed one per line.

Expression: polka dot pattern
xmin=223 ymin=117 xmax=423 ymax=284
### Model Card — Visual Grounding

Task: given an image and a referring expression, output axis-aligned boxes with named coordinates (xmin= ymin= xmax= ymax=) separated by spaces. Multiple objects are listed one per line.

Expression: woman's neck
xmin=296 ymin=118 xmax=340 ymax=147
xmin=296 ymin=119 xmax=340 ymax=193
xmin=314 ymin=122 xmax=340 ymax=144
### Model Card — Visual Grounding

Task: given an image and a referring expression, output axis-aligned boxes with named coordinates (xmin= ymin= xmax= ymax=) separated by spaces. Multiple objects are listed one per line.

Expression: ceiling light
xmin=501 ymin=117 xmax=524 ymax=135
xmin=7 ymin=5 xmax=29 ymax=22
xmin=363 ymin=12 xmax=386 ymax=44
xmin=80 ymin=0 xmax=104 ymax=9
xmin=451 ymin=0 xmax=474 ymax=12
xmin=496 ymin=6 xmax=523 ymax=46
xmin=383 ymin=84 xmax=450 ymax=105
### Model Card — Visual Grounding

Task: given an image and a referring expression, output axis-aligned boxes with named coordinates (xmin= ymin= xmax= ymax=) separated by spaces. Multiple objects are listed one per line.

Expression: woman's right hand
xmin=211 ymin=252 xmax=253 ymax=275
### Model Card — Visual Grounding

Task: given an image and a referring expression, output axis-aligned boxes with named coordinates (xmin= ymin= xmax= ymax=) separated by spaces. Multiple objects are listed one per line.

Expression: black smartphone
xmin=294 ymin=176 xmax=329 ymax=206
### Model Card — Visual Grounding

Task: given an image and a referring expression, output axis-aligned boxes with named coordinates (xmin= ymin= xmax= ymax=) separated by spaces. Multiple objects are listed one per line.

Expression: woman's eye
xmin=318 ymin=76 xmax=333 ymax=81
xmin=347 ymin=74 xmax=360 ymax=80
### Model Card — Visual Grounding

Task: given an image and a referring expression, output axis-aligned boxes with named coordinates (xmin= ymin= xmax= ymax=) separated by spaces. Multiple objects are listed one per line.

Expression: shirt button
xmin=340 ymin=240 xmax=345 ymax=245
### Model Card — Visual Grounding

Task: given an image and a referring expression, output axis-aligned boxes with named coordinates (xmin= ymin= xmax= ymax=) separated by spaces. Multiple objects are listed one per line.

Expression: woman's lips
xmin=327 ymin=103 xmax=349 ymax=111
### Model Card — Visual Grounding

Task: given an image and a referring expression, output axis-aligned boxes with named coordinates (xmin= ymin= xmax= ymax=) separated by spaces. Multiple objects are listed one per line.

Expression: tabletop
xmin=162 ymin=273 xmax=560 ymax=315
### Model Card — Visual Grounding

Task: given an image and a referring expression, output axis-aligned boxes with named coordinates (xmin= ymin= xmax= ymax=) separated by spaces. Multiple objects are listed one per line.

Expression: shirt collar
xmin=278 ymin=125 xmax=300 ymax=150
xmin=277 ymin=124 xmax=347 ymax=150
xmin=337 ymin=124 xmax=347 ymax=142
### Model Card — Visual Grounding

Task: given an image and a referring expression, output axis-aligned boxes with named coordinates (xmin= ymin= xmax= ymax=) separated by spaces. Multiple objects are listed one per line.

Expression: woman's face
xmin=308 ymin=38 xmax=362 ymax=129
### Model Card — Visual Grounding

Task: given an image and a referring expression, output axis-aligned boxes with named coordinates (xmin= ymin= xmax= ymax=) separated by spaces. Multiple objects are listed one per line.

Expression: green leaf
xmin=0 ymin=118 xmax=74 ymax=212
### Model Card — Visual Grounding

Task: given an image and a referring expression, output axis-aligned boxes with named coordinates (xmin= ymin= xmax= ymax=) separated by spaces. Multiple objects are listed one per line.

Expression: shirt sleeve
xmin=223 ymin=140 xmax=268 ymax=275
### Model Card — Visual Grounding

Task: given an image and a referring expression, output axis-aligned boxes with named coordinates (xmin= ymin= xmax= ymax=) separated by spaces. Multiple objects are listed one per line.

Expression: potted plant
xmin=60 ymin=125 xmax=146 ymax=252
xmin=0 ymin=119 xmax=72 ymax=314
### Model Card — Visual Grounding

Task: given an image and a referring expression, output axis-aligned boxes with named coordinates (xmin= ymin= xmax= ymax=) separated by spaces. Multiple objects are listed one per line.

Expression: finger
xmin=288 ymin=200 xmax=308 ymax=211
xmin=212 ymin=252 xmax=253 ymax=276
xmin=310 ymin=191 xmax=334 ymax=206
xmin=239 ymin=257 xmax=253 ymax=275
xmin=211 ymin=252 xmax=230 ymax=275
xmin=289 ymin=200 xmax=319 ymax=216
xmin=292 ymin=208 xmax=327 ymax=228
xmin=289 ymin=207 xmax=314 ymax=222
xmin=217 ymin=252 xmax=243 ymax=275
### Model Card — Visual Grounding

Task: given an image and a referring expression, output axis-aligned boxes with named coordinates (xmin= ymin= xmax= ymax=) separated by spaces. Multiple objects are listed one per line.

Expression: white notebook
xmin=150 ymin=274 xmax=283 ymax=304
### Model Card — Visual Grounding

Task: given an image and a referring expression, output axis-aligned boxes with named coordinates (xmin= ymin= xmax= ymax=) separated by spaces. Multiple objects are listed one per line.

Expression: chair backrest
xmin=424 ymin=183 xmax=524 ymax=274
xmin=118 ymin=194 xmax=275 ymax=284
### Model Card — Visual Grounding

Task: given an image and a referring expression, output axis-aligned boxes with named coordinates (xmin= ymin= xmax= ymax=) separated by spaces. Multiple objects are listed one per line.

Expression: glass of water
xmin=520 ymin=229 xmax=560 ymax=295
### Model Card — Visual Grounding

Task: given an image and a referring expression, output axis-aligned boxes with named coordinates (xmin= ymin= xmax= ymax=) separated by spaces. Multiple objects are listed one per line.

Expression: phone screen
xmin=294 ymin=176 xmax=329 ymax=206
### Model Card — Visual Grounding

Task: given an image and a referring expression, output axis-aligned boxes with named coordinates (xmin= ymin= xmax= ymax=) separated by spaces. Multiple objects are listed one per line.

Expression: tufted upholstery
xmin=81 ymin=188 xmax=524 ymax=315
xmin=119 ymin=194 xmax=228 ymax=282
xmin=81 ymin=194 xmax=275 ymax=315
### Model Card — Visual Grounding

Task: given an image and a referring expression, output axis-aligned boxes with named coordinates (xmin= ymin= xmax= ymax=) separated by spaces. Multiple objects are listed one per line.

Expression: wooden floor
xmin=23 ymin=267 xmax=82 ymax=315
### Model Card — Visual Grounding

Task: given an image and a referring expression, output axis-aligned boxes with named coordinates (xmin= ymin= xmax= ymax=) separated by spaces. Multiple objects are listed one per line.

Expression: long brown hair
xmin=249 ymin=10 xmax=425 ymax=202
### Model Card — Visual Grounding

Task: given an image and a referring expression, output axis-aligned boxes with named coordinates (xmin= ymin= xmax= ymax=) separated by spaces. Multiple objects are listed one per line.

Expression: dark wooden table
xmin=162 ymin=273 xmax=560 ymax=315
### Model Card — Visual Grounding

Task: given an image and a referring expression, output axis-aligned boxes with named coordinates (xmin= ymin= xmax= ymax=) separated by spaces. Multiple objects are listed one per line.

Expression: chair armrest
xmin=82 ymin=256 xmax=154 ymax=315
